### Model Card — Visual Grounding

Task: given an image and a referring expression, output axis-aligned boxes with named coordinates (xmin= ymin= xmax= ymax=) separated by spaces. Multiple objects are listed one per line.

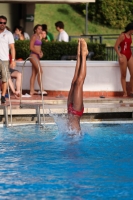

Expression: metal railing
xmin=69 ymin=34 xmax=119 ymax=44
xmin=105 ymin=47 xmax=117 ymax=61
xmin=106 ymin=46 xmax=133 ymax=61
xmin=69 ymin=34 xmax=120 ymax=61
xmin=61 ymin=52 xmax=94 ymax=60
xmin=20 ymin=56 xmax=45 ymax=128
xmin=69 ymin=35 xmax=133 ymax=61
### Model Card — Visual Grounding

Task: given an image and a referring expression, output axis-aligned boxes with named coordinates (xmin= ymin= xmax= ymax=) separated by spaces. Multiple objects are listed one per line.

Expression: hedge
xmin=15 ymin=40 xmax=106 ymax=61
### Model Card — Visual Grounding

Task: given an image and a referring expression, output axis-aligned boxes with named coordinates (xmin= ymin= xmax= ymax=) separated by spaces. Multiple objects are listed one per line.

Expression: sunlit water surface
xmin=0 ymin=122 xmax=133 ymax=199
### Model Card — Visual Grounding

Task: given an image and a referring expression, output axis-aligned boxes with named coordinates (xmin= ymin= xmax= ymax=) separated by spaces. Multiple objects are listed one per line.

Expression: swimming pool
xmin=0 ymin=122 xmax=133 ymax=199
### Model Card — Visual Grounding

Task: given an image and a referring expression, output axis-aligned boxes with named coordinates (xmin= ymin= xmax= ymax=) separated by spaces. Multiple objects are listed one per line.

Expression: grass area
xmin=35 ymin=3 xmax=123 ymax=46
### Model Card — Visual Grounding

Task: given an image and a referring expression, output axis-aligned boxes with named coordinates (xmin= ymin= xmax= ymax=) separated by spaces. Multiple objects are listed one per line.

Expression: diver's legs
xmin=72 ymin=38 xmax=88 ymax=111
xmin=67 ymin=39 xmax=81 ymax=106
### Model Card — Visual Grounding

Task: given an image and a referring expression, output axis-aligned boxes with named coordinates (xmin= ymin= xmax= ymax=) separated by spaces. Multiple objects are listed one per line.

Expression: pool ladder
xmin=19 ymin=56 xmax=45 ymax=127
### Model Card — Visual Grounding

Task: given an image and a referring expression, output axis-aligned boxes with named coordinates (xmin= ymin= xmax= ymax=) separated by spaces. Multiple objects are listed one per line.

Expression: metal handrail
xmin=69 ymin=34 xmax=120 ymax=44
xmin=61 ymin=51 xmax=94 ymax=60
xmin=20 ymin=56 xmax=45 ymax=128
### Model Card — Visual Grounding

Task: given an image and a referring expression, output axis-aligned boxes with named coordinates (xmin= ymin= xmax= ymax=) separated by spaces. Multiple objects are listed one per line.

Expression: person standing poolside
xmin=114 ymin=22 xmax=133 ymax=97
xmin=55 ymin=21 xmax=69 ymax=42
xmin=13 ymin=26 xmax=25 ymax=40
xmin=41 ymin=29 xmax=50 ymax=42
xmin=29 ymin=24 xmax=47 ymax=95
xmin=0 ymin=15 xmax=17 ymax=103
xmin=42 ymin=24 xmax=54 ymax=41
xmin=9 ymin=68 xmax=21 ymax=95
xmin=67 ymin=38 xmax=88 ymax=134
xmin=13 ymin=25 xmax=30 ymax=41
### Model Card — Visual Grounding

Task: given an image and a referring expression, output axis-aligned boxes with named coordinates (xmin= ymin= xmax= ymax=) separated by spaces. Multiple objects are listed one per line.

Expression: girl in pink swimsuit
xmin=67 ymin=38 xmax=88 ymax=134
xmin=114 ymin=22 xmax=133 ymax=97
xmin=29 ymin=24 xmax=47 ymax=95
xmin=30 ymin=39 xmax=42 ymax=59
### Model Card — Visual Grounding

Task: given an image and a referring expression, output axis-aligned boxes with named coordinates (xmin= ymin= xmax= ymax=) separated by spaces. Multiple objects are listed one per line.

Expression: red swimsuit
xmin=68 ymin=103 xmax=84 ymax=117
xmin=120 ymin=34 xmax=132 ymax=61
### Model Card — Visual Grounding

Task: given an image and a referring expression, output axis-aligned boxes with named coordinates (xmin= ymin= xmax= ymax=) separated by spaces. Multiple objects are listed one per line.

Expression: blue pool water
xmin=0 ymin=123 xmax=133 ymax=199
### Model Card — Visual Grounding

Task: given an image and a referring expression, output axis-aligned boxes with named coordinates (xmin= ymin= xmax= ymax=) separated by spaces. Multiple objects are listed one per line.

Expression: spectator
xmin=6 ymin=26 xmax=22 ymax=96
xmin=0 ymin=73 xmax=19 ymax=98
xmin=114 ymin=22 xmax=133 ymax=97
xmin=8 ymin=76 xmax=20 ymax=97
xmin=41 ymin=29 xmax=50 ymax=42
xmin=42 ymin=24 xmax=54 ymax=41
xmin=9 ymin=59 xmax=21 ymax=96
xmin=55 ymin=21 xmax=69 ymax=42
xmin=0 ymin=15 xmax=18 ymax=103
xmin=29 ymin=24 xmax=47 ymax=95
xmin=10 ymin=69 xmax=21 ymax=93
xmin=13 ymin=25 xmax=30 ymax=41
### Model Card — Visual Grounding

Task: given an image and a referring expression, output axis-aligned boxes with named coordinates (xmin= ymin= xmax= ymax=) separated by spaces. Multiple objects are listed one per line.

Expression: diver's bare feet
xmin=30 ymin=90 xmax=38 ymax=95
xmin=73 ymin=38 xmax=81 ymax=81
xmin=38 ymin=90 xmax=47 ymax=95
xmin=123 ymin=93 xmax=127 ymax=97
xmin=80 ymin=38 xmax=88 ymax=56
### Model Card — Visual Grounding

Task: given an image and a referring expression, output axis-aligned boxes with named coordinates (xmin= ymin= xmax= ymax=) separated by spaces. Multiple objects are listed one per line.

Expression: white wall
xmin=16 ymin=61 xmax=130 ymax=91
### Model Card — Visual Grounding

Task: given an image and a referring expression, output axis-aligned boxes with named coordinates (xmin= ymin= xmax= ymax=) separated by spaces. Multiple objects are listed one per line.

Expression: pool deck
xmin=0 ymin=93 xmax=133 ymax=125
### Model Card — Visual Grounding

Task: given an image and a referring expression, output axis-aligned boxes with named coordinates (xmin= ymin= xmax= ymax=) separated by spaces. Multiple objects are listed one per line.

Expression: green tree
xmin=72 ymin=0 xmax=133 ymax=29
xmin=88 ymin=0 xmax=133 ymax=29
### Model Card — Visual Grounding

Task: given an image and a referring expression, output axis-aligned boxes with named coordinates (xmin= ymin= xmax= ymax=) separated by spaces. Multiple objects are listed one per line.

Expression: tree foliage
xmin=72 ymin=0 xmax=133 ymax=29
